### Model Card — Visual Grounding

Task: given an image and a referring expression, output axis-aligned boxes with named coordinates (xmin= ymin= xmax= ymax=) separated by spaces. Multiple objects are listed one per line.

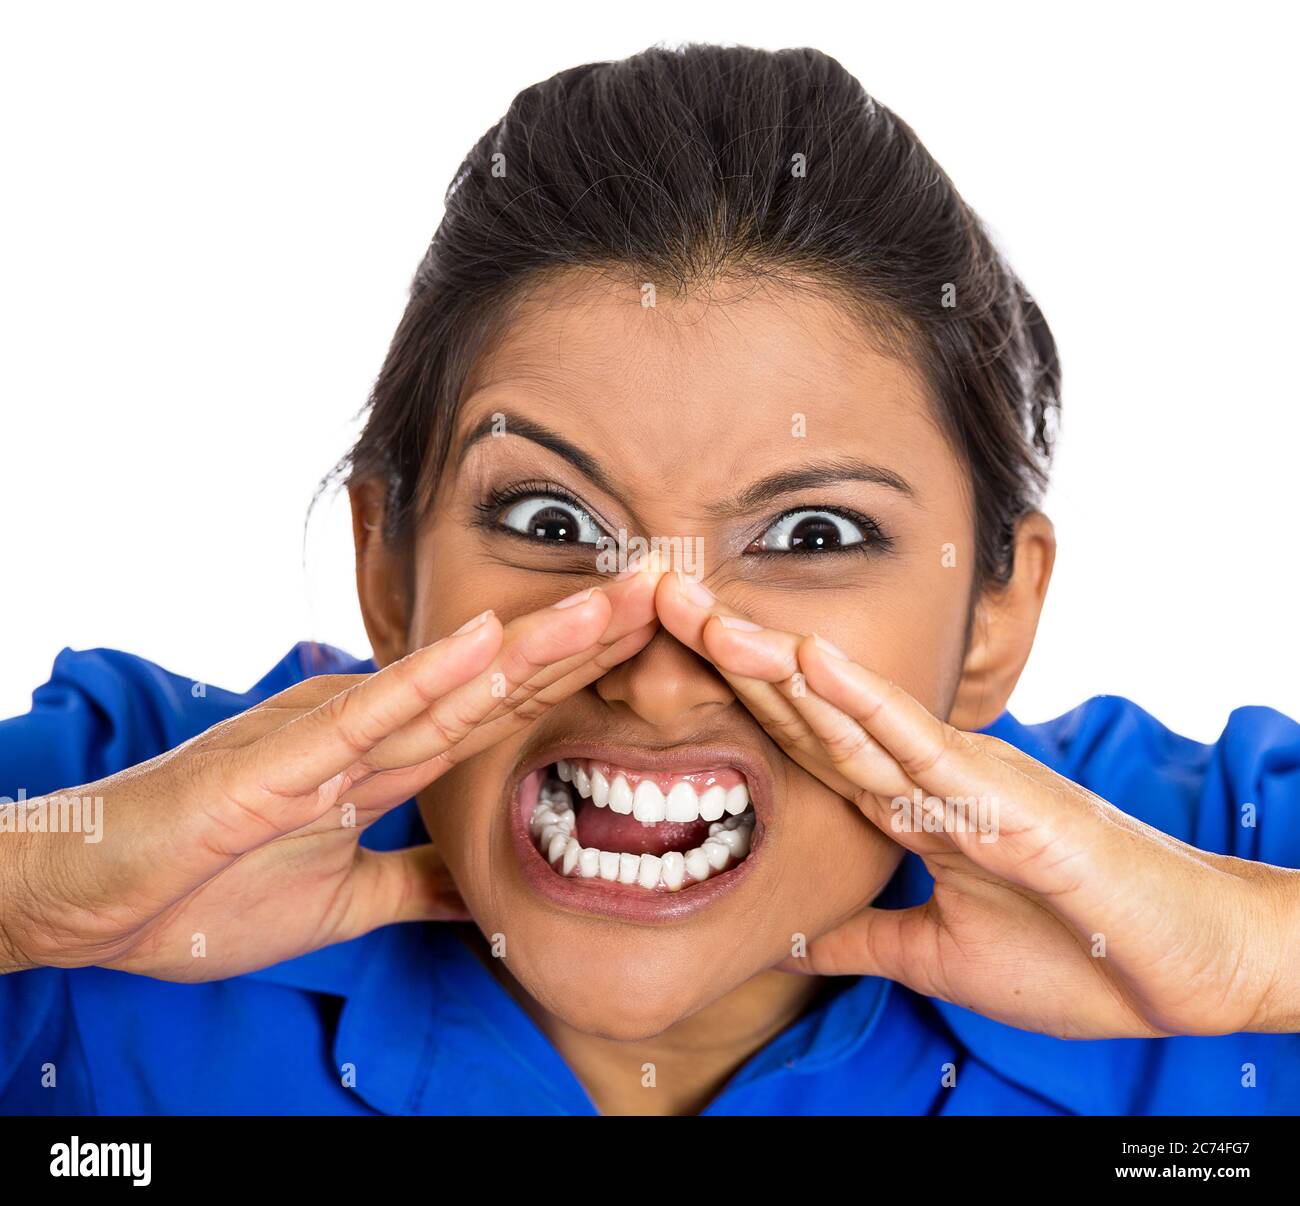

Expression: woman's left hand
xmin=656 ymin=572 xmax=1300 ymax=1039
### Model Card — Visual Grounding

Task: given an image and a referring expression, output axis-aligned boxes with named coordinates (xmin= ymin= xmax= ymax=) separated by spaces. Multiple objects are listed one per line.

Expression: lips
xmin=507 ymin=743 xmax=767 ymax=923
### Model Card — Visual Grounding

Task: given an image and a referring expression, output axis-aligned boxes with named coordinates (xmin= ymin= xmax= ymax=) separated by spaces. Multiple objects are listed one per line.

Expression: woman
xmin=2 ymin=44 xmax=1297 ymax=1117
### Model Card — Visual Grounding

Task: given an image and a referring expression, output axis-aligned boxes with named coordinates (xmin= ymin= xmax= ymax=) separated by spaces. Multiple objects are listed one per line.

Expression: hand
xmin=0 ymin=570 xmax=661 ymax=981
xmin=656 ymin=571 xmax=1300 ymax=1039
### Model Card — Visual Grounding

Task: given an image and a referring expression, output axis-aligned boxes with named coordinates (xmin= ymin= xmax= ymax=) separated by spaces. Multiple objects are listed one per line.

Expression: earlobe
xmin=348 ymin=479 xmax=412 ymax=668
xmin=949 ymin=512 xmax=1056 ymax=730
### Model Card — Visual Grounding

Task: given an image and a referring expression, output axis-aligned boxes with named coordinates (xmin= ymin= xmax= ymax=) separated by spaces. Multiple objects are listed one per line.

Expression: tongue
xmin=575 ymin=799 xmax=713 ymax=857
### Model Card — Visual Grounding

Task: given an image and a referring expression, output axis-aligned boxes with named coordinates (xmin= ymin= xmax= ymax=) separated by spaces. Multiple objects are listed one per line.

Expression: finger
xmin=699 ymin=619 xmax=917 ymax=808
xmin=795 ymin=635 xmax=1227 ymax=936
xmin=231 ymin=573 xmax=660 ymax=836
xmin=78 ymin=620 xmax=503 ymax=907
xmin=658 ymin=580 xmax=984 ymax=849
xmin=362 ymin=570 xmax=658 ymax=772
xmin=436 ymin=618 xmax=660 ymax=769
xmin=334 ymin=844 xmax=472 ymax=940
xmin=339 ymin=618 xmax=663 ymax=814
xmin=780 ymin=904 xmax=942 ymax=987
xmin=792 ymin=638 xmax=1096 ymax=871
xmin=662 ymin=591 xmax=995 ymax=853
xmin=654 ymin=572 xmax=862 ymax=797
xmin=225 ymin=612 xmax=505 ymax=819
xmin=770 ymin=677 xmax=928 ymax=839
xmin=780 ymin=901 xmax=1150 ymax=1038
xmin=796 ymin=637 xmax=986 ymax=796
xmin=468 ymin=561 xmax=662 ymax=731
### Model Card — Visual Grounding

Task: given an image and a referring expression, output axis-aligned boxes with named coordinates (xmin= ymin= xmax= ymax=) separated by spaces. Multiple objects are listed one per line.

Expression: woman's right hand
xmin=0 ymin=571 xmax=661 ymax=981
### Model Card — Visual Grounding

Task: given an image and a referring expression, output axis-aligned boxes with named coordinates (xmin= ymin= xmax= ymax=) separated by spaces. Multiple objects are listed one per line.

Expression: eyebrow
xmin=456 ymin=412 xmax=916 ymax=513
xmin=715 ymin=458 xmax=916 ymax=517
xmin=457 ymin=413 xmax=619 ymax=497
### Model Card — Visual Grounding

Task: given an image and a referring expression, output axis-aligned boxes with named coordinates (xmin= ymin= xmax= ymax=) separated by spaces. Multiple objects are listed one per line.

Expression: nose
xmin=595 ymin=625 xmax=736 ymax=729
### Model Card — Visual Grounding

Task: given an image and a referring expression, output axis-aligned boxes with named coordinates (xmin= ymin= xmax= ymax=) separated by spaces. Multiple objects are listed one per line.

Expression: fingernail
xmin=552 ymin=587 xmax=596 ymax=610
xmin=452 ymin=609 xmax=493 ymax=636
xmin=616 ymin=549 xmax=669 ymax=580
xmin=812 ymin=633 xmax=849 ymax=660
xmin=716 ymin=613 xmax=763 ymax=632
xmin=676 ymin=572 xmax=715 ymax=607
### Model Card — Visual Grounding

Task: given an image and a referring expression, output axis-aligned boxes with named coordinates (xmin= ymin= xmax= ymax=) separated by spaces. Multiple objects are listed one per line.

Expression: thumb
xmin=779 ymin=903 xmax=940 ymax=987
xmin=339 ymin=844 xmax=471 ymax=940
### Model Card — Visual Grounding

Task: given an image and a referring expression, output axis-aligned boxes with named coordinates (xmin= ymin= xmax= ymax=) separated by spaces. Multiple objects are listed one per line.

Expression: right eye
xmin=498 ymin=494 xmax=604 ymax=545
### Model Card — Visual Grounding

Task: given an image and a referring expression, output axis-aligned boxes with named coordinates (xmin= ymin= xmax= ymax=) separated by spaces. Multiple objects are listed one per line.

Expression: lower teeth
xmin=529 ymin=773 xmax=755 ymax=892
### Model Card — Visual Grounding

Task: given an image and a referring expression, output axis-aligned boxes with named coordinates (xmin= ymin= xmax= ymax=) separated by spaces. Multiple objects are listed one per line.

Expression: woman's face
xmin=390 ymin=271 xmax=981 ymax=1039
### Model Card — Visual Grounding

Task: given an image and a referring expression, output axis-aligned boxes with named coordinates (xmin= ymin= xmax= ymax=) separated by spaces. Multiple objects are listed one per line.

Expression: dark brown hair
xmin=340 ymin=44 xmax=1060 ymax=586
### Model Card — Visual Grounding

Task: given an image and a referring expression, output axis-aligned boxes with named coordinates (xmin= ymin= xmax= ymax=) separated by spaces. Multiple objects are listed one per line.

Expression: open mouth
xmin=526 ymin=758 xmax=757 ymax=892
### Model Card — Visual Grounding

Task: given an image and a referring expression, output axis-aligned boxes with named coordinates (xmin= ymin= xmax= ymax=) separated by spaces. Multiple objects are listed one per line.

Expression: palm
xmin=817 ymin=804 xmax=1260 ymax=1038
xmin=108 ymin=829 xmax=369 ymax=979
xmin=892 ymin=853 xmax=1156 ymax=1037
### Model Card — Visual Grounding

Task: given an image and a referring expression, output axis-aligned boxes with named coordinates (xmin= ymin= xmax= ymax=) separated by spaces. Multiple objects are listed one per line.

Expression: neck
xmin=472 ymin=934 xmax=825 ymax=1115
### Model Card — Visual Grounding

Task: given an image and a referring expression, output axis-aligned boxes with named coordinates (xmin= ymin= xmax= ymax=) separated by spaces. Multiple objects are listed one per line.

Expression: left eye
xmin=499 ymin=494 xmax=604 ymax=545
xmin=750 ymin=509 xmax=871 ymax=553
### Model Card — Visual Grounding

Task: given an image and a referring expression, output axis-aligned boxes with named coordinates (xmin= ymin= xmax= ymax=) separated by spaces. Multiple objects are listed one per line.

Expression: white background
xmin=2 ymin=1 xmax=1296 ymax=740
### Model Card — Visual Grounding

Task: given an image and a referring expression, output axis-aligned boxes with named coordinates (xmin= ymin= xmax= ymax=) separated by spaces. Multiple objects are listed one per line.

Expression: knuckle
xmin=765 ymin=712 xmax=809 ymax=747
xmin=824 ymin=720 xmax=872 ymax=766
xmin=496 ymin=643 xmax=547 ymax=690
xmin=199 ymin=758 xmax=283 ymax=852
xmin=424 ymin=696 xmax=482 ymax=750
xmin=511 ymin=696 xmax=549 ymax=724
xmin=323 ymin=687 xmax=384 ymax=756
xmin=904 ymin=721 xmax=964 ymax=779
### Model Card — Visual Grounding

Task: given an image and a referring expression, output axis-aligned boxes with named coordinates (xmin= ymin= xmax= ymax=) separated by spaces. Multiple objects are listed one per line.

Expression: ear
xmin=348 ymin=479 xmax=413 ymax=669
xmin=949 ymin=511 xmax=1056 ymax=730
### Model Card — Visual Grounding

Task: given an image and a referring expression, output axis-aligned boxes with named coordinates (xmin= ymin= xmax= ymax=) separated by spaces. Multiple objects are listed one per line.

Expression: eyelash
xmin=475 ymin=479 xmax=893 ymax=557
xmin=744 ymin=506 xmax=893 ymax=558
xmin=473 ymin=479 xmax=602 ymax=536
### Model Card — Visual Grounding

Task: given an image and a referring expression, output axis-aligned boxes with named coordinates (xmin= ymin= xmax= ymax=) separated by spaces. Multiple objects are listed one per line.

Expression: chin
xmin=514 ymin=940 xmax=756 ymax=1040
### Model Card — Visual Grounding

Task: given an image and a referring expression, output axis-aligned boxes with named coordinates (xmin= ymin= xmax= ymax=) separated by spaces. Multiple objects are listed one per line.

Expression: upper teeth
xmin=555 ymin=758 xmax=749 ymax=824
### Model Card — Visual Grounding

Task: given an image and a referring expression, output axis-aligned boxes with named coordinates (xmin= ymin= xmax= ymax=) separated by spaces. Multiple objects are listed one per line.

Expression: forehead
xmin=453 ymin=270 xmax=954 ymax=491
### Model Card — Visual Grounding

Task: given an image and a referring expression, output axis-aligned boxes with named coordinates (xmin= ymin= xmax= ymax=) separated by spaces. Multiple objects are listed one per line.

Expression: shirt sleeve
xmin=1 ymin=647 xmax=190 ymax=797
xmin=0 ymin=642 xmax=373 ymax=1112
xmin=1202 ymin=705 xmax=1300 ymax=868
xmin=1016 ymin=695 xmax=1300 ymax=867
xmin=0 ymin=648 xmax=191 ymax=1111
xmin=0 ymin=641 xmax=372 ymax=797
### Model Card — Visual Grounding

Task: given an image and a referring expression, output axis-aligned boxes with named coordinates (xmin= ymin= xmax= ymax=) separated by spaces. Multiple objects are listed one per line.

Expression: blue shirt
xmin=2 ymin=643 xmax=1298 ymax=1115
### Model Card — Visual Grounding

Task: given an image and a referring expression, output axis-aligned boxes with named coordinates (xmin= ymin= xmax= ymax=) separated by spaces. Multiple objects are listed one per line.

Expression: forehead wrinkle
xmin=464 ymin=320 xmax=667 ymax=438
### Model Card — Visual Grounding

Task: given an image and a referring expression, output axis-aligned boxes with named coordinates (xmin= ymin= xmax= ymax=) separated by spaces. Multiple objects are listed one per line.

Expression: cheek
xmin=418 ymin=749 xmax=520 ymax=924
xmin=746 ymin=567 xmax=972 ymax=718
xmin=777 ymin=769 xmax=904 ymax=931
xmin=860 ymin=595 xmax=969 ymax=713
xmin=407 ymin=528 xmax=575 ymax=648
